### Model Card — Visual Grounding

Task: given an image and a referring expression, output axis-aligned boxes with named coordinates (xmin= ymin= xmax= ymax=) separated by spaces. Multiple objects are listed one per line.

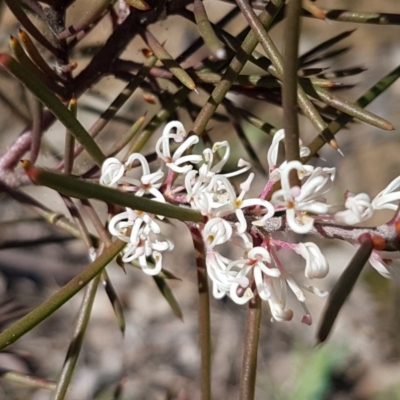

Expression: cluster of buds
xmin=100 ymin=121 xmax=400 ymax=324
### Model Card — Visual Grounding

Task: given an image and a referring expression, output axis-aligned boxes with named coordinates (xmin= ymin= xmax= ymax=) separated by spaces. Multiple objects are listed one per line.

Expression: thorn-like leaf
xmin=18 ymin=29 xmax=61 ymax=82
xmin=299 ymin=30 xmax=356 ymax=65
xmin=317 ymin=237 xmax=374 ymax=343
xmin=4 ymin=0 xmax=60 ymax=55
xmin=0 ymin=54 xmax=106 ymax=166
xmin=153 ymin=276 xmax=183 ymax=320
xmin=102 ymin=271 xmax=126 ymax=335
xmin=58 ymin=0 xmax=116 ymax=40
xmin=140 ymin=29 xmax=196 ymax=91
xmin=9 ymin=35 xmax=64 ymax=95
xmin=21 ymin=161 xmax=205 ymax=223
xmin=0 ymin=240 xmax=126 ymax=350
xmin=194 ymin=0 xmax=226 ymax=59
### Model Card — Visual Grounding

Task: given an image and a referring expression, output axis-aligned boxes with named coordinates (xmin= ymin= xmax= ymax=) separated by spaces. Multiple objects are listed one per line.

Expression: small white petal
xmin=100 ymin=158 xmax=125 ymax=186
xmin=335 ymin=192 xmax=373 ymax=224
xmin=295 ymin=242 xmax=329 ymax=279
xmin=204 ymin=217 xmax=233 ymax=247
xmin=141 ymin=251 xmax=163 ymax=276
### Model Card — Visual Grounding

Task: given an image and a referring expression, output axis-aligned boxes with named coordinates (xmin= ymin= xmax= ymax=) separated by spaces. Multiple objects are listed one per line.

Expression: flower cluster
xmin=100 ymin=121 xmax=400 ymax=323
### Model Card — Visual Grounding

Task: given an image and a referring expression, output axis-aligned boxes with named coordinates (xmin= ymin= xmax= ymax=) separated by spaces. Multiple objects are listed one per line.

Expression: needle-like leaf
xmin=0 ymin=55 xmax=106 ymax=166
xmin=317 ymin=237 xmax=374 ymax=343
xmin=22 ymin=161 xmax=205 ymax=223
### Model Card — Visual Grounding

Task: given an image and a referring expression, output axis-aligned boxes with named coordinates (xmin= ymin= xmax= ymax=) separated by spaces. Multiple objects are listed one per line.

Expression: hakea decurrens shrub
xmin=100 ymin=121 xmax=400 ymax=324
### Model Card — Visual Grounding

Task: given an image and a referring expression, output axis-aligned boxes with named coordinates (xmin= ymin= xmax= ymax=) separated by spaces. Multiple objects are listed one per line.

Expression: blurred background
xmin=0 ymin=1 xmax=400 ymax=399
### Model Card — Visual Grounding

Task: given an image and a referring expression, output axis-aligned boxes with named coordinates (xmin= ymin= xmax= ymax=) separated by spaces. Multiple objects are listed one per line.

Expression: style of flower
xmin=334 ymin=191 xmax=373 ymax=225
xmin=201 ymin=141 xmax=251 ymax=180
xmin=267 ymin=129 xmax=311 ymax=181
xmin=155 ymin=120 xmax=202 ymax=173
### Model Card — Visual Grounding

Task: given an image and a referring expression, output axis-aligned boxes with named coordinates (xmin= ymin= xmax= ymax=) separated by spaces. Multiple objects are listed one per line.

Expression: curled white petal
xmin=249 ymin=247 xmax=281 ymax=278
xmin=286 ymin=209 xmax=314 ymax=234
xmin=203 ymin=217 xmax=233 ymax=248
xmin=295 ymin=167 xmax=335 ymax=203
xmin=141 ymin=251 xmax=163 ymax=276
xmin=211 ymin=141 xmax=230 ymax=173
xmin=294 ymin=242 xmax=329 ymax=279
xmin=248 ymin=246 xmax=271 ymax=264
xmin=100 ymin=158 xmax=125 ymax=187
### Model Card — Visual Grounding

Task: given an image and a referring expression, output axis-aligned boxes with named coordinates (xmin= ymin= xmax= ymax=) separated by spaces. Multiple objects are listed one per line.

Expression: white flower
xmin=294 ymin=242 xmax=329 ymax=279
xmin=372 ymin=176 xmax=400 ymax=210
xmin=269 ymin=247 xmax=328 ymax=324
xmin=334 ymin=191 xmax=373 ymax=225
xmin=272 ymin=161 xmax=335 ymax=233
xmin=107 ymin=208 xmax=172 ymax=275
xmin=122 ymin=238 xmax=171 ymax=276
xmin=205 ymin=250 xmax=251 ymax=300
xmin=206 ymin=246 xmax=282 ymax=305
xmin=100 ymin=153 xmax=165 ymax=202
xmin=155 ymin=120 xmax=202 ymax=173
xmin=207 ymin=174 xmax=275 ymax=233
xmin=100 ymin=157 xmax=125 ymax=187
xmin=110 ymin=211 xmax=172 ymax=275
xmin=206 ymin=250 xmax=232 ymax=299
xmin=224 ymin=246 xmax=280 ymax=304
xmin=123 ymin=153 xmax=165 ymax=201
xmin=108 ymin=209 xmax=161 ymax=243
